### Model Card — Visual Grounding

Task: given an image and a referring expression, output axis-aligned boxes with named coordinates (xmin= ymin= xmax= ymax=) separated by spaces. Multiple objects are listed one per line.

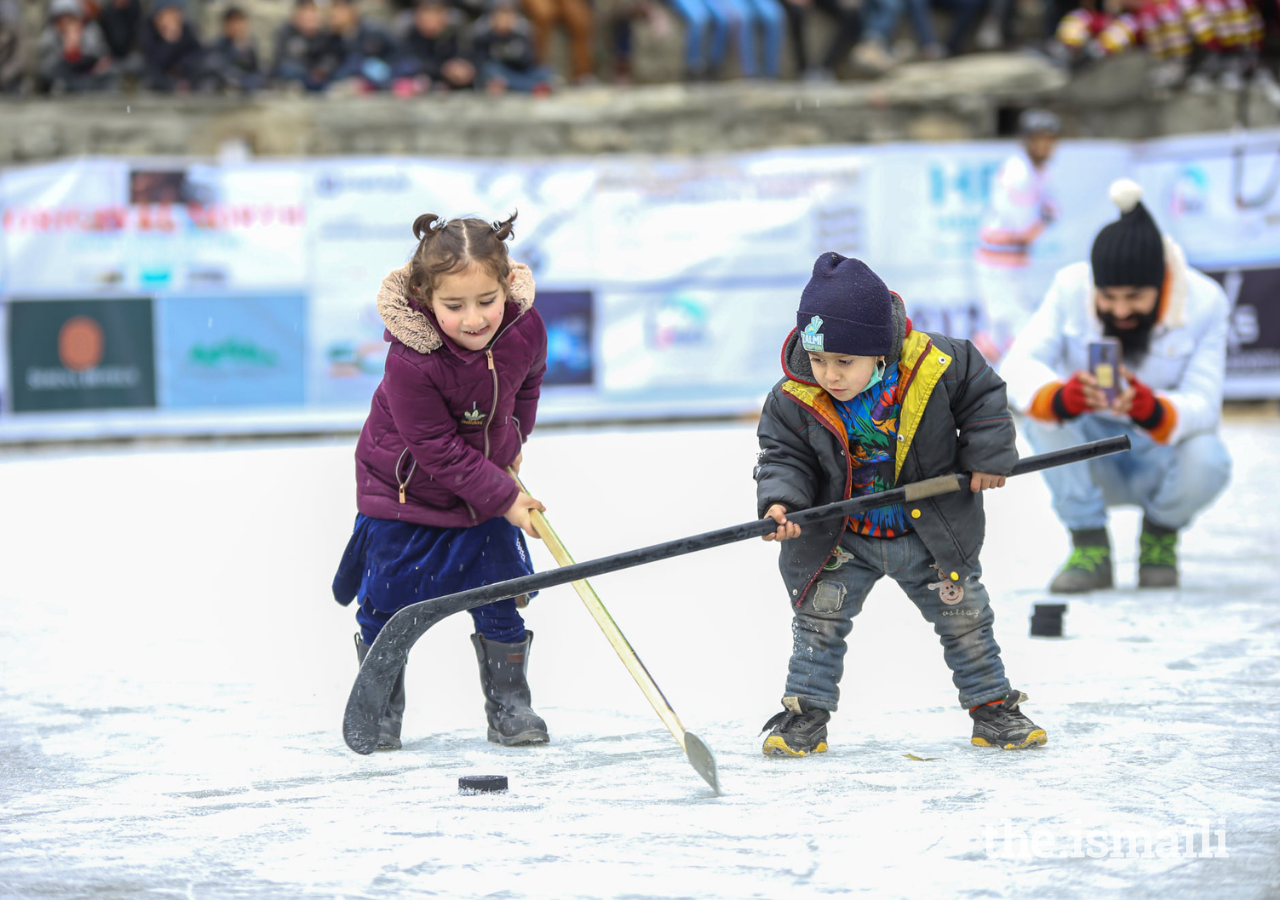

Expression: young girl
xmin=332 ymin=212 xmax=550 ymax=751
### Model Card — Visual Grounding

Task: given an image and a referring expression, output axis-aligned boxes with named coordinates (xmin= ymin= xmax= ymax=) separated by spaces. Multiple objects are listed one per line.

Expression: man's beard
xmin=1098 ymin=306 xmax=1160 ymax=364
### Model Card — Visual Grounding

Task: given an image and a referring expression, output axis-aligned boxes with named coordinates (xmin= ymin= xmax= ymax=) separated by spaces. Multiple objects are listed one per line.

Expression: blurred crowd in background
xmin=0 ymin=0 xmax=1275 ymax=96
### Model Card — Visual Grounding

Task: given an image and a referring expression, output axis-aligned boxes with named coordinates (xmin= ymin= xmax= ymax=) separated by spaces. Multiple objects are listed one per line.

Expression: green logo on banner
xmin=188 ymin=339 xmax=279 ymax=368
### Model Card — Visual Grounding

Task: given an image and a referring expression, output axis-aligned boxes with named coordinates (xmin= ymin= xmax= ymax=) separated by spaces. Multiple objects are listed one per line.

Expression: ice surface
xmin=1 ymin=419 xmax=1278 ymax=899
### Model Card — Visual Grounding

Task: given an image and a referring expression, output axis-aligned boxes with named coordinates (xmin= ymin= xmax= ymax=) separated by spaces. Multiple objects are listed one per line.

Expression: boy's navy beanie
xmin=1091 ymin=179 xmax=1165 ymax=289
xmin=796 ymin=252 xmax=894 ymax=357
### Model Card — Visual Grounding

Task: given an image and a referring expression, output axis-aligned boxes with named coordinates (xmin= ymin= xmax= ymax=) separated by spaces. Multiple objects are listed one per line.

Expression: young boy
xmin=754 ymin=252 xmax=1046 ymax=756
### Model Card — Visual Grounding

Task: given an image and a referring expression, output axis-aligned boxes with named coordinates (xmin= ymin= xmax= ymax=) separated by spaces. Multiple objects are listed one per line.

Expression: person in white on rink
xmin=1000 ymin=179 xmax=1232 ymax=593
xmin=972 ymin=109 xmax=1060 ymax=363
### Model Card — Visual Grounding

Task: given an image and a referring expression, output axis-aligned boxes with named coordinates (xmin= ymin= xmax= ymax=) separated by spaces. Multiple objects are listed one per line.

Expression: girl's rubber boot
xmin=471 ymin=631 xmax=549 ymax=746
xmin=354 ymin=634 xmax=406 ymax=750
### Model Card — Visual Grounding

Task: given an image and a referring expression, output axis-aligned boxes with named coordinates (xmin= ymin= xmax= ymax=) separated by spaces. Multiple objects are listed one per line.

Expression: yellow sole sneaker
xmin=762 ymin=735 xmax=830 ymax=757
xmin=971 ymin=729 xmax=1048 ymax=750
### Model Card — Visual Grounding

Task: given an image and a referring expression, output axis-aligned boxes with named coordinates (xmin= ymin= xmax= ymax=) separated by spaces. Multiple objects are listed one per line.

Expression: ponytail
xmin=412 ymin=213 xmax=447 ymax=242
xmin=490 ymin=211 xmax=518 ymax=242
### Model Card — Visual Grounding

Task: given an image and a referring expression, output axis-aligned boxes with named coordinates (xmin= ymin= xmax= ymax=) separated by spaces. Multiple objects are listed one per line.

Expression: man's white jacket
xmin=1000 ymin=237 xmax=1228 ymax=445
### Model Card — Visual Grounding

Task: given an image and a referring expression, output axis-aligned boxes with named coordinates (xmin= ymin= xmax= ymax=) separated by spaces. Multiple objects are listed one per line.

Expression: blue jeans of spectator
xmin=865 ymin=0 xmax=983 ymax=51
xmin=784 ymin=530 xmax=1010 ymax=711
xmin=667 ymin=0 xmax=731 ymax=73
xmin=481 ymin=60 xmax=553 ymax=91
xmin=1020 ymin=415 xmax=1232 ymax=532
xmin=862 ymin=0 xmax=904 ymax=43
xmin=731 ymin=0 xmax=784 ymax=76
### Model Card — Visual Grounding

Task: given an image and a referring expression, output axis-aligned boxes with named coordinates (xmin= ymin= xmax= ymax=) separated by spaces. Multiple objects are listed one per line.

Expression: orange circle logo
xmin=58 ymin=316 xmax=105 ymax=372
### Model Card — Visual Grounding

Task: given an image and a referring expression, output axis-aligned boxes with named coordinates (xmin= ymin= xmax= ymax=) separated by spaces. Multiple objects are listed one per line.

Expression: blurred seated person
xmin=140 ymin=0 xmax=204 ymax=92
xmin=778 ymin=0 xmax=862 ymax=80
xmin=36 ymin=0 xmax=117 ymax=93
xmin=391 ymin=0 xmax=475 ymax=93
xmin=605 ymin=0 xmax=671 ymax=84
xmin=2 ymin=0 xmax=28 ymax=92
xmin=205 ymin=6 xmax=263 ymax=92
xmin=473 ymin=0 xmax=553 ymax=93
xmin=518 ymin=0 xmax=593 ymax=82
xmin=96 ymin=0 xmax=142 ymax=67
xmin=330 ymin=0 xmax=398 ymax=90
xmin=272 ymin=0 xmax=343 ymax=91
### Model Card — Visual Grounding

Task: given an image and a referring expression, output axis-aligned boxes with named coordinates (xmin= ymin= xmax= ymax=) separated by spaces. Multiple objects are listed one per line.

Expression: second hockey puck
xmin=459 ymin=775 xmax=508 ymax=794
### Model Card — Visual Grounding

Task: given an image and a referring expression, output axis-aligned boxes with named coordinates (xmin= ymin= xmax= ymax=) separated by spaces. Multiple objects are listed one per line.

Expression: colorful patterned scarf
xmin=832 ymin=364 xmax=911 ymax=537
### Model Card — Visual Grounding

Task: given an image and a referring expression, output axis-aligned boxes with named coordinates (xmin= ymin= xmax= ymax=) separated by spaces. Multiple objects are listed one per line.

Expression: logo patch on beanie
xmin=801 ymin=315 xmax=825 ymax=352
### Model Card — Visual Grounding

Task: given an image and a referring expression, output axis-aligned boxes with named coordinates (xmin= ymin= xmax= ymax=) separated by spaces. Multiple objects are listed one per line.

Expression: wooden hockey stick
xmin=511 ymin=470 xmax=720 ymax=795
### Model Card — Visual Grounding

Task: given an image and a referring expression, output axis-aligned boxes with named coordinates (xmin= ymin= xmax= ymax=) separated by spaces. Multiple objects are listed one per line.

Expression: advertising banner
xmin=1 ymin=129 xmax=1278 ymax=440
xmin=6 ymin=297 xmax=156 ymax=413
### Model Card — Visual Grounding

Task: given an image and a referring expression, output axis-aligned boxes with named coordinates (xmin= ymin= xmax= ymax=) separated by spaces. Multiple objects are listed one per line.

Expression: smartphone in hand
xmin=1088 ymin=338 xmax=1123 ymax=405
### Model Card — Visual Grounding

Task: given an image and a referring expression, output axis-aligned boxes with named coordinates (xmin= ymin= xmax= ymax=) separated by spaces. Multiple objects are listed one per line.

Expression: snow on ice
xmin=1 ymin=417 xmax=1278 ymax=899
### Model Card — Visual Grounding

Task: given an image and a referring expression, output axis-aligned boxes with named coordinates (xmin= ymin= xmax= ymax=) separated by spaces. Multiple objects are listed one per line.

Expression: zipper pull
xmin=398 ymin=483 xmax=406 ymax=504
xmin=486 ymin=349 xmax=495 ymax=370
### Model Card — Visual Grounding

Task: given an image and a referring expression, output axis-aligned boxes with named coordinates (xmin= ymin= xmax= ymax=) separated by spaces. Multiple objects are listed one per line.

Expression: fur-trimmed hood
xmin=376 ymin=261 xmax=537 ymax=355
xmin=781 ymin=291 xmax=910 ymax=384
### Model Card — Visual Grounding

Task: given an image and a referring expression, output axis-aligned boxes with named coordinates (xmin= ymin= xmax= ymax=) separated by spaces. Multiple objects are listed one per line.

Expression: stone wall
xmin=2 ymin=53 xmax=1278 ymax=163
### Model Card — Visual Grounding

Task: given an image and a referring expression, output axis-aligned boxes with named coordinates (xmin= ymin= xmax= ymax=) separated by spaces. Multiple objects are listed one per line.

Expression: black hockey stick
xmin=344 ymin=434 xmax=1130 ymax=754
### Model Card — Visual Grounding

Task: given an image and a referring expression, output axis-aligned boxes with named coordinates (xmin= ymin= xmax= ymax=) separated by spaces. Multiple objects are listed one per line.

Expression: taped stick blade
xmin=684 ymin=732 xmax=721 ymax=795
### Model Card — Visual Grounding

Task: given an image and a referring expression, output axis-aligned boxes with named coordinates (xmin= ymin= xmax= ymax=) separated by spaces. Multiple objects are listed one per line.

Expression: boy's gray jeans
xmin=784 ymin=530 xmax=1012 ymax=711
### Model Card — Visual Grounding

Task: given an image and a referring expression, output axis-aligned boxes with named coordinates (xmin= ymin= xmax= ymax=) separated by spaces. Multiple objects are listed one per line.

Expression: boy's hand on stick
xmin=504 ymin=491 xmax=546 ymax=539
xmin=969 ymin=472 xmax=1007 ymax=492
xmin=762 ymin=504 xmax=802 ymax=541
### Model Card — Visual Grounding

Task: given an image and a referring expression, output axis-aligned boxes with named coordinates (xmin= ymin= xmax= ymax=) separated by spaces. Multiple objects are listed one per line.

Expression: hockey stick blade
xmin=683 ymin=732 xmax=721 ymax=795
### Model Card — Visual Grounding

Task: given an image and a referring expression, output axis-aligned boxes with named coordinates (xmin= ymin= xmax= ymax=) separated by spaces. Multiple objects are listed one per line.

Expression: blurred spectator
xmin=140 ymin=0 xmax=204 ymax=92
xmin=273 ymin=0 xmax=343 ymax=91
xmin=392 ymin=0 xmax=475 ymax=92
xmin=1050 ymin=0 xmax=1264 ymax=90
xmin=97 ymin=0 xmax=142 ymax=64
xmin=778 ymin=0 xmax=862 ymax=79
xmin=473 ymin=0 xmax=553 ymax=92
xmin=607 ymin=0 xmax=671 ymax=83
xmin=665 ymin=0 xmax=730 ymax=78
xmin=853 ymin=0 xmax=905 ymax=70
xmin=719 ymin=0 xmax=784 ymax=77
xmin=205 ymin=6 xmax=264 ymax=92
xmin=1 ymin=0 xmax=24 ymax=92
xmin=331 ymin=0 xmax=398 ymax=90
xmin=519 ymin=0 xmax=594 ymax=82
xmin=854 ymin=0 xmax=984 ymax=70
xmin=37 ymin=0 xmax=117 ymax=93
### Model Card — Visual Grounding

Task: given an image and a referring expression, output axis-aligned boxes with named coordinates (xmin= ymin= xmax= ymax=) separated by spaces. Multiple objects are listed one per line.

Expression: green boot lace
xmin=1063 ymin=545 xmax=1111 ymax=573
xmin=1139 ymin=531 xmax=1178 ymax=567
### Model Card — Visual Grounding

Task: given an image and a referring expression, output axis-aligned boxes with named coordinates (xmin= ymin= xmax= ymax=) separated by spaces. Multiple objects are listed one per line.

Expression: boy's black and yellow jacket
xmin=755 ymin=301 xmax=1018 ymax=607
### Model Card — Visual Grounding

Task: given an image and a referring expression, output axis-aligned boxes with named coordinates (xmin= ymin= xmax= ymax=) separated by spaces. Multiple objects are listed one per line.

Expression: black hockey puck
xmin=1030 ymin=603 xmax=1067 ymax=637
xmin=459 ymin=775 xmax=508 ymax=794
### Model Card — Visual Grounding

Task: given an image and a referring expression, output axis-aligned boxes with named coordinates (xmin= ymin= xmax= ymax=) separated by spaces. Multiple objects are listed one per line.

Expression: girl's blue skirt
xmin=333 ymin=513 xmax=535 ymax=646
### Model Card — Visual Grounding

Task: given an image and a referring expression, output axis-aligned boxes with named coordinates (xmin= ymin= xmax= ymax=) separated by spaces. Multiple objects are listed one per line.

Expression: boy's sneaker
xmin=970 ymin=691 xmax=1047 ymax=750
xmin=1138 ymin=518 xmax=1178 ymax=588
xmin=761 ymin=696 xmax=831 ymax=757
xmin=1049 ymin=528 xmax=1113 ymax=593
